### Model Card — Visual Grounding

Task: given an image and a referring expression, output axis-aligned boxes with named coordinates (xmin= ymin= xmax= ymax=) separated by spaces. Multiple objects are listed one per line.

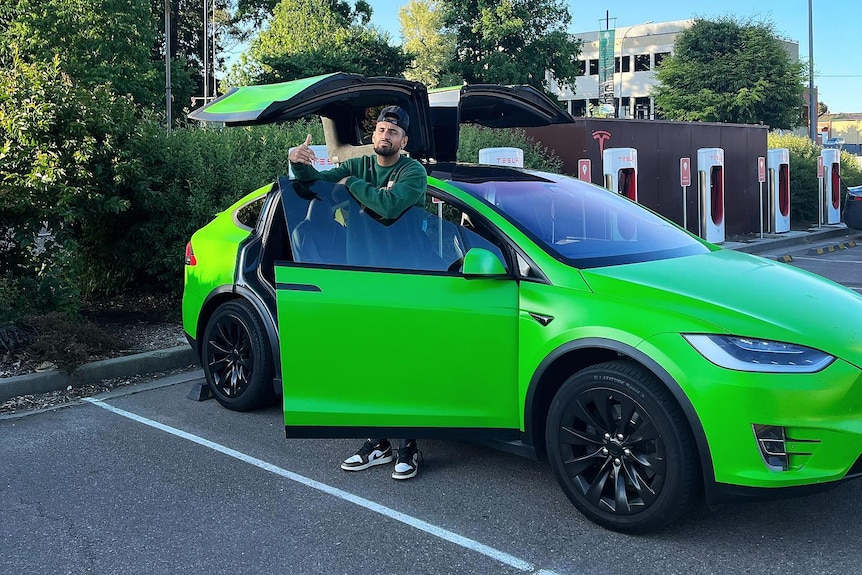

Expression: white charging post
xmin=757 ymin=156 xmax=766 ymax=239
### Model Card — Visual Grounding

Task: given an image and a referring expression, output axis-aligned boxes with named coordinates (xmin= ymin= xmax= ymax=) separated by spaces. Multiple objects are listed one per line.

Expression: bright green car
xmin=183 ymin=73 xmax=862 ymax=533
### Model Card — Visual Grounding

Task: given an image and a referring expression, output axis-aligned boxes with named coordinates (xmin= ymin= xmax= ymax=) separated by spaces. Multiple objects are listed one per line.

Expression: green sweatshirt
xmin=290 ymin=154 xmax=427 ymax=220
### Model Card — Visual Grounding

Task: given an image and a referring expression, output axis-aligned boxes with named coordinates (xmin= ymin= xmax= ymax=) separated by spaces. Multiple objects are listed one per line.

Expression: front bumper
xmin=641 ymin=333 xmax=862 ymax=493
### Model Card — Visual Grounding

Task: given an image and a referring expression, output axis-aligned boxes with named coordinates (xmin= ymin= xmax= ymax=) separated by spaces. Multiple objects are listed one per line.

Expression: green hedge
xmin=457 ymin=125 xmax=563 ymax=172
xmin=0 ymin=55 xmax=138 ymax=322
xmin=86 ymin=119 xmax=324 ymax=296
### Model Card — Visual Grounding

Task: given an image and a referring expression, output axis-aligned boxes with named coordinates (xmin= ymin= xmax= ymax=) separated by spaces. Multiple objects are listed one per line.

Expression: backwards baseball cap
xmin=377 ymin=106 xmax=409 ymax=131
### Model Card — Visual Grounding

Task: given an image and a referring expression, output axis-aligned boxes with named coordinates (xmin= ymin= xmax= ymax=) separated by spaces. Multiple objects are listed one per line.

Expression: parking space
xmin=758 ymin=232 xmax=862 ymax=293
xmin=4 ymin=378 xmax=862 ymax=574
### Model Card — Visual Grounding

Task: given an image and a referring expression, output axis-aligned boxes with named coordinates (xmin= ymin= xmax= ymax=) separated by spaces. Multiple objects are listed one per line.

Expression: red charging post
xmin=817 ymin=155 xmax=824 ymax=228
xmin=680 ymin=157 xmax=691 ymax=231
xmin=578 ymin=159 xmax=592 ymax=182
xmin=757 ymin=156 xmax=766 ymax=238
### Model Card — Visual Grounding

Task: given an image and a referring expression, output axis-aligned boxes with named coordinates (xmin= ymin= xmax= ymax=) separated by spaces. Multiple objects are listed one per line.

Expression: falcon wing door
xmin=188 ymin=72 xmax=435 ymax=161
xmin=428 ymin=84 xmax=574 ymax=161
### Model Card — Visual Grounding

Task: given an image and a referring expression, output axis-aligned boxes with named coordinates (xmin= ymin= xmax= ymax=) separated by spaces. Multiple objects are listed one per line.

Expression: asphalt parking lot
xmin=3 ymin=369 xmax=862 ymax=575
xmin=755 ymin=231 xmax=862 ymax=293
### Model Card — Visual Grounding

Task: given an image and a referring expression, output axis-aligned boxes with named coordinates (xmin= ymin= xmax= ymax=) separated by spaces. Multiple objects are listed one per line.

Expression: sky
xmin=362 ymin=0 xmax=861 ymax=114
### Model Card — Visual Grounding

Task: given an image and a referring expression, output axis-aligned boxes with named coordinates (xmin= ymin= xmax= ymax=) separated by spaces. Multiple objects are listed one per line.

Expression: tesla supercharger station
xmin=288 ymin=145 xmax=336 ymax=177
xmin=479 ymin=147 xmax=524 ymax=168
xmin=697 ymin=147 xmax=725 ymax=244
xmin=821 ymin=148 xmax=841 ymax=224
xmin=602 ymin=148 xmax=638 ymax=202
xmin=767 ymin=148 xmax=791 ymax=233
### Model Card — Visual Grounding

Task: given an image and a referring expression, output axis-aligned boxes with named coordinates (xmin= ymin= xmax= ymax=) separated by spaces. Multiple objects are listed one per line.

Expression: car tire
xmin=202 ymin=300 xmax=276 ymax=411
xmin=545 ymin=360 xmax=698 ymax=533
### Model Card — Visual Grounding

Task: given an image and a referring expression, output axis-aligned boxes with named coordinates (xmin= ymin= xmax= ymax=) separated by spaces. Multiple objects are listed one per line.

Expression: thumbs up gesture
xmin=289 ymin=134 xmax=317 ymax=165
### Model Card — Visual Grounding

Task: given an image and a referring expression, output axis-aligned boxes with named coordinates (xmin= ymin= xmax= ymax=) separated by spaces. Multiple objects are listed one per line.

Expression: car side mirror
xmin=463 ymin=248 xmax=507 ymax=278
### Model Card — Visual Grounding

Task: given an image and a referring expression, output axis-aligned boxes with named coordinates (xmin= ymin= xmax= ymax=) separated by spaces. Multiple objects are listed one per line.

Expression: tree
xmin=1 ymin=0 xmax=161 ymax=106
xmin=440 ymin=0 xmax=580 ymax=94
xmin=227 ymin=0 xmax=408 ymax=86
xmin=0 ymin=0 xmax=204 ymax=113
xmin=398 ymin=0 xmax=457 ymax=88
xmin=652 ymin=17 xmax=805 ymax=129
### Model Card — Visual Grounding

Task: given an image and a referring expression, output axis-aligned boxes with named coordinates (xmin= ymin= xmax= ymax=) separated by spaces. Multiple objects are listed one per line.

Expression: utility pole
xmin=203 ymin=1 xmax=209 ymax=102
xmin=808 ymin=0 xmax=817 ymax=143
xmin=164 ymin=0 xmax=171 ymax=132
xmin=212 ymin=0 xmax=218 ymax=98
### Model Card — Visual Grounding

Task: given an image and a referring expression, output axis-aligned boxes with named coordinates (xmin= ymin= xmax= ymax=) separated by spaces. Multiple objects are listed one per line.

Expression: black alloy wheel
xmin=545 ymin=360 xmax=698 ymax=533
xmin=202 ymin=300 xmax=275 ymax=411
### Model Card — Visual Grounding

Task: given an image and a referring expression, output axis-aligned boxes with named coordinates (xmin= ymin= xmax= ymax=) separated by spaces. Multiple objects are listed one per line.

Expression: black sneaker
xmin=341 ymin=439 xmax=393 ymax=471
xmin=391 ymin=445 xmax=421 ymax=480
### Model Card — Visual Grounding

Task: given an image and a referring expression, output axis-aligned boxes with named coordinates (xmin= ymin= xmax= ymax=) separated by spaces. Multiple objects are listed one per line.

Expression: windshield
xmin=450 ymin=175 xmax=709 ymax=268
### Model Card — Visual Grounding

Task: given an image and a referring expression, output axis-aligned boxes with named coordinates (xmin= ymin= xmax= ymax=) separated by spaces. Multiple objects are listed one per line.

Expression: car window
xmin=235 ymin=195 xmax=266 ymax=229
xmin=422 ymin=191 xmax=511 ymax=274
xmin=450 ymin=176 xmax=709 ymax=268
xmin=280 ymin=178 xmax=508 ymax=274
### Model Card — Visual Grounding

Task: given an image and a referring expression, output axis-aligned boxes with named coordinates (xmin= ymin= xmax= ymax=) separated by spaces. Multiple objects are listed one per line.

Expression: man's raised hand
xmin=289 ymin=134 xmax=317 ymax=165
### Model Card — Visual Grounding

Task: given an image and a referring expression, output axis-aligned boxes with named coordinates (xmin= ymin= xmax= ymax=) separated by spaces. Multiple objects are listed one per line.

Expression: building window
xmin=634 ymin=97 xmax=651 ymax=119
xmin=654 ymin=52 xmax=670 ymax=68
xmin=634 ymin=54 xmax=650 ymax=72
xmin=615 ymin=56 xmax=630 ymax=73
xmin=589 ymin=59 xmax=599 ymax=75
xmin=576 ymin=60 xmax=586 ymax=76
xmin=571 ymin=100 xmax=587 ymax=117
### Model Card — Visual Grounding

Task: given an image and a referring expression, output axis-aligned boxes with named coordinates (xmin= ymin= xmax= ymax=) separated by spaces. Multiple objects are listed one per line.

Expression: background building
xmin=549 ymin=20 xmax=801 ymax=120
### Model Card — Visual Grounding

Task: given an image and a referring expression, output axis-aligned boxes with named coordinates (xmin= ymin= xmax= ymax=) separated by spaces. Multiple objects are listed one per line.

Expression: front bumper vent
xmin=753 ymin=424 xmax=819 ymax=472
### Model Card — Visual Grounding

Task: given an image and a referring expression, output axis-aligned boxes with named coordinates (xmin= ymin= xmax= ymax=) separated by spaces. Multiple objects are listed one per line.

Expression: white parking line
xmin=84 ymin=398 xmax=564 ymax=575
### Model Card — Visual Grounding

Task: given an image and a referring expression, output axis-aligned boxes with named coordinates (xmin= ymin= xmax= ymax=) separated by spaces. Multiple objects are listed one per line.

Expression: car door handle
xmin=277 ymin=283 xmax=322 ymax=292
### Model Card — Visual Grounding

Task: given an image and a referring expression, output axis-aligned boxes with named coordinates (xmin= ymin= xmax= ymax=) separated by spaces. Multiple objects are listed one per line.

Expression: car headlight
xmin=683 ymin=335 xmax=834 ymax=373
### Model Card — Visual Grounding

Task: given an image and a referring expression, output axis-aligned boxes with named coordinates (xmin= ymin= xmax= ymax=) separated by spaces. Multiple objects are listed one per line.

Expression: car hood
xmin=579 ymin=248 xmax=862 ymax=361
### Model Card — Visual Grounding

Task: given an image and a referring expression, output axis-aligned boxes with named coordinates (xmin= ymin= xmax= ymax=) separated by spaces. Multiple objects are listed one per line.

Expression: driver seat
xmin=291 ymin=199 xmax=347 ymax=264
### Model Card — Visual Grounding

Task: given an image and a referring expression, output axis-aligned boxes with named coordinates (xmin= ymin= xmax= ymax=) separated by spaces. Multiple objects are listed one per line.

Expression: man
xmin=288 ymin=106 xmax=426 ymax=480
xmin=288 ymin=105 xmax=427 ymax=220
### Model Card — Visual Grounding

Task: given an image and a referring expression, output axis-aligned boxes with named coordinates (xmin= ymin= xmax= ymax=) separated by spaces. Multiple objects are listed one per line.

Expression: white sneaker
xmin=340 ymin=439 xmax=393 ymax=471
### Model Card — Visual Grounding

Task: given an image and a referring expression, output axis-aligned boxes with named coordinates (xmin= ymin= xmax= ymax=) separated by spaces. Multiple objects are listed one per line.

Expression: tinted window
xmin=450 ymin=176 xmax=709 ymax=268
xmin=281 ymin=179 xmax=507 ymax=273
xmin=235 ymin=196 xmax=266 ymax=229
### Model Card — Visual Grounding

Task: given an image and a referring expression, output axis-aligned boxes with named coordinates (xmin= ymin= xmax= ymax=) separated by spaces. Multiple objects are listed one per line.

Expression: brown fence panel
xmin=526 ymin=119 xmax=768 ymax=238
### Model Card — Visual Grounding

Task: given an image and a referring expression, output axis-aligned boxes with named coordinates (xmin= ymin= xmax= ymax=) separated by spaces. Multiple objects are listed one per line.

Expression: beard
xmin=373 ymin=143 xmax=400 ymax=157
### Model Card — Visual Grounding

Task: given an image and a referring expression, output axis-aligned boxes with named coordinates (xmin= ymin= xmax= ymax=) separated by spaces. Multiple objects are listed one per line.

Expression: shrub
xmin=24 ymin=312 xmax=121 ymax=373
xmin=0 ymin=53 xmax=138 ymax=320
xmin=457 ymin=125 xmax=563 ymax=172
xmin=83 ymin=118 xmax=324 ymax=297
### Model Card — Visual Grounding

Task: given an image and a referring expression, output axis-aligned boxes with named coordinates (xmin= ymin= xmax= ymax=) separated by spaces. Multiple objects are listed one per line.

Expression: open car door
xmin=188 ymin=72 xmax=435 ymax=161
xmin=428 ymin=84 xmax=575 ymax=161
xmin=274 ymin=179 xmax=521 ymax=440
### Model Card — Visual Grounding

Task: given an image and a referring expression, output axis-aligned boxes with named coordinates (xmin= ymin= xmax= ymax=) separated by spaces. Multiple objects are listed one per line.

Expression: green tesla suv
xmin=183 ymin=73 xmax=862 ymax=532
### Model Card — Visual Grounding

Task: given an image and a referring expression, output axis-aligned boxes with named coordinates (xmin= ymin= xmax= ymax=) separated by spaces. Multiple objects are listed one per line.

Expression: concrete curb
xmin=724 ymin=226 xmax=855 ymax=254
xmin=0 ymin=345 xmax=198 ymax=403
